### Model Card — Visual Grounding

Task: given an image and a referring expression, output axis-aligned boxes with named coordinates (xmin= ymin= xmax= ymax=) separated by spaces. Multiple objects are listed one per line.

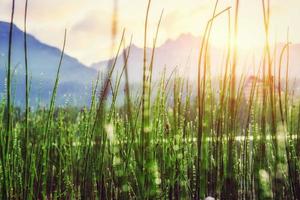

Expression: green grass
xmin=1 ymin=0 xmax=300 ymax=199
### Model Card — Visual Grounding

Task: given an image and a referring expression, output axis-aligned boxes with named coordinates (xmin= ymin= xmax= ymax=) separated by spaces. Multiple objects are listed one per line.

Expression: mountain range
xmin=0 ymin=21 xmax=97 ymax=106
xmin=93 ymin=35 xmax=300 ymax=78
xmin=1 ymin=21 xmax=300 ymax=107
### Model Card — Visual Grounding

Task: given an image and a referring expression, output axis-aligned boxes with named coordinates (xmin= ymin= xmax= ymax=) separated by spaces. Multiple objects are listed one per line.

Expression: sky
xmin=0 ymin=0 xmax=300 ymax=65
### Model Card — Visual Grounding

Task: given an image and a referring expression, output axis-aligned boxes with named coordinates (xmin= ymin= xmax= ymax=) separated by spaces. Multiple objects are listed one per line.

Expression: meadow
xmin=0 ymin=0 xmax=300 ymax=199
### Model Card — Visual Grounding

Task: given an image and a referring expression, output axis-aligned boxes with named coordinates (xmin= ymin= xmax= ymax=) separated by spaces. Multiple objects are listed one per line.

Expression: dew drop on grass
xmin=113 ymin=156 xmax=121 ymax=166
xmin=259 ymin=169 xmax=269 ymax=182
xmin=105 ymin=123 xmax=114 ymax=142
xmin=155 ymin=177 xmax=161 ymax=185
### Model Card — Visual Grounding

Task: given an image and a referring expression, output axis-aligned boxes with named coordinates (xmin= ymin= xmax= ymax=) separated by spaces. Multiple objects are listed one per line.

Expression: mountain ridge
xmin=0 ymin=21 xmax=98 ymax=106
xmin=91 ymin=33 xmax=300 ymax=84
xmin=1 ymin=20 xmax=300 ymax=106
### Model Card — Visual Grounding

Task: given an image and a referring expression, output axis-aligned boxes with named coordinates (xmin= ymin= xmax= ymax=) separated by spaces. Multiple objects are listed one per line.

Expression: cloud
xmin=68 ymin=10 xmax=113 ymax=64
xmin=71 ymin=10 xmax=110 ymax=36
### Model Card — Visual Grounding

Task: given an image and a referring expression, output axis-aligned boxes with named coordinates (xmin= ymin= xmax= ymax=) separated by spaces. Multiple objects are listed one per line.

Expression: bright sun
xmin=209 ymin=20 xmax=266 ymax=53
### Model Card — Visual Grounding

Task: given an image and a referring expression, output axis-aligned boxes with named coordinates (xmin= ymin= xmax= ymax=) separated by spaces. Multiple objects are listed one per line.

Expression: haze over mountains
xmin=92 ymin=33 xmax=300 ymax=86
xmin=0 ymin=21 xmax=97 ymax=106
xmin=91 ymin=33 xmax=223 ymax=83
xmin=1 ymin=21 xmax=300 ymax=106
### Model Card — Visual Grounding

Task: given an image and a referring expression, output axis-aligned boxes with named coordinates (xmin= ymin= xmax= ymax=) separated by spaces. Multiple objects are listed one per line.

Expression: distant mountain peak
xmin=0 ymin=21 xmax=15 ymax=28
xmin=0 ymin=21 xmax=22 ymax=37
xmin=177 ymin=32 xmax=198 ymax=41
xmin=160 ymin=33 xmax=200 ymax=50
xmin=0 ymin=21 xmax=97 ymax=106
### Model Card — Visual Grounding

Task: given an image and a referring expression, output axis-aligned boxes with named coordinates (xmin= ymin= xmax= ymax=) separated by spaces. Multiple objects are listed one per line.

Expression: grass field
xmin=1 ymin=0 xmax=300 ymax=199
